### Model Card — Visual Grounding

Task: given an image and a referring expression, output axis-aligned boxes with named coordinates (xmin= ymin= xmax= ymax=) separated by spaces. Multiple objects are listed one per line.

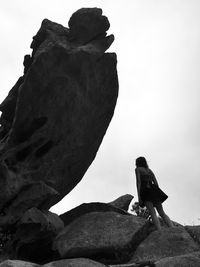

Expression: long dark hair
xmin=136 ymin=157 xmax=148 ymax=168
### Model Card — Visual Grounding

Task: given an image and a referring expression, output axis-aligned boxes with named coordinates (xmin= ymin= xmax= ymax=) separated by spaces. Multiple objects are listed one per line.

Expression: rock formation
xmin=1 ymin=195 xmax=200 ymax=266
xmin=0 ymin=7 xmax=118 ymax=226
xmin=0 ymin=7 xmax=200 ymax=267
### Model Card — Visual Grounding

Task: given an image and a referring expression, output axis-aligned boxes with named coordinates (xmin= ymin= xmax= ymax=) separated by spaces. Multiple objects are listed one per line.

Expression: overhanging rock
xmin=0 ymin=8 xmax=118 ymax=225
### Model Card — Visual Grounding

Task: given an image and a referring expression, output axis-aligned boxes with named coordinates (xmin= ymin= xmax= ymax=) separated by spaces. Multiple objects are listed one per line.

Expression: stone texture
xmin=12 ymin=208 xmax=64 ymax=263
xmin=43 ymin=258 xmax=108 ymax=267
xmin=108 ymin=194 xmax=134 ymax=211
xmin=0 ymin=8 xmax=118 ymax=226
xmin=109 ymin=263 xmax=154 ymax=267
xmin=54 ymin=211 xmax=150 ymax=264
xmin=59 ymin=202 xmax=129 ymax=226
xmin=0 ymin=260 xmax=39 ymax=267
xmin=185 ymin=225 xmax=200 ymax=245
xmin=154 ymin=252 xmax=200 ymax=267
xmin=1 ymin=182 xmax=59 ymax=225
xmin=130 ymin=226 xmax=200 ymax=263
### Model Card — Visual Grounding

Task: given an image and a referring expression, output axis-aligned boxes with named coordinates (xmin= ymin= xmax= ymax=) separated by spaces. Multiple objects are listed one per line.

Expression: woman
xmin=135 ymin=156 xmax=173 ymax=230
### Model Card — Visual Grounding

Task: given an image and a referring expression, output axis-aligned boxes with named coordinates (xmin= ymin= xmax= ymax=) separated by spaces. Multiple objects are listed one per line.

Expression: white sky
xmin=1 ymin=0 xmax=200 ymax=225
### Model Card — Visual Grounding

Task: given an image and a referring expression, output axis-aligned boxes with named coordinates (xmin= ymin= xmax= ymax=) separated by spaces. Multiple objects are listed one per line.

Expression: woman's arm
xmin=135 ymin=168 xmax=142 ymax=203
xmin=150 ymin=169 xmax=159 ymax=186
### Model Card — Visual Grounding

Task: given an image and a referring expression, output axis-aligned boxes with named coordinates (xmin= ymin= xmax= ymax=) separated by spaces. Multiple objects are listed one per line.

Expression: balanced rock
xmin=0 ymin=8 xmax=118 ymax=226
xmin=130 ymin=226 xmax=200 ymax=263
xmin=54 ymin=212 xmax=150 ymax=264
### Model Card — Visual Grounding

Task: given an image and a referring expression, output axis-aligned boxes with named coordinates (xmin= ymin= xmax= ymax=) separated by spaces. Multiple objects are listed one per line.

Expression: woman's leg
xmin=155 ymin=202 xmax=174 ymax=227
xmin=145 ymin=201 xmax=161 ymax=230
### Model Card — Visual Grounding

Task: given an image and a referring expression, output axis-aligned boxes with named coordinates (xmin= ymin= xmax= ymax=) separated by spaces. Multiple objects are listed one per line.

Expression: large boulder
xmin=0 ymin=8 xmax=118 ymax=226
xmin=130 ymin=226 xmax=200 ymax=263
xmin=11 ymin=208 xmax=64 ymax=263
xmin=59 ymin=201 xmax=129 ymax=226
xmin=53 ymin=211 xmax=150 ymax=264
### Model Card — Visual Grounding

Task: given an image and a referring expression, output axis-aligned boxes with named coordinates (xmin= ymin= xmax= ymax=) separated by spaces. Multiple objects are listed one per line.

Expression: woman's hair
xmin=136 ymin=157 xmax=148 ymax=168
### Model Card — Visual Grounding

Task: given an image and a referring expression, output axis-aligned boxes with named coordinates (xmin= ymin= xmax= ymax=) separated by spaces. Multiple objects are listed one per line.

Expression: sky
xmin=0 ymin=0 xmax=200 ymax=225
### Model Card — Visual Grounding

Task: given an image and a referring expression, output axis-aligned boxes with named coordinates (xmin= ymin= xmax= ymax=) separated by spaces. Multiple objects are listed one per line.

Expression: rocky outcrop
xmin=1 ymin=7 xmax=200 ymax=267
xmin=0 ymin=7 xmax=118 ymax=226
xmin=1 ymin=197 xmax=200 ymax=266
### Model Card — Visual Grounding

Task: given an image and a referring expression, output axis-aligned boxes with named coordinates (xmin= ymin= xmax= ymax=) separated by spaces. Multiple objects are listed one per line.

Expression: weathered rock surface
xmin=43 ymin=258 xmax=108 ymax=267
xmin=130 ymin=226 xmax=200 ymax=263
xmin=154 ymin=251 xmax=200 ymax=267
xmin=12 ymin=208 xmax=64 ymax=263
xmin=108 ymin=194 xmax=133 ymax=211
xmin=59 ymin=200 xmax=130 ymax=226
xmin=54 ymin=212 xmax=150 ymax=264
xmin=185 ymin=225 xmax=200 ymax=245
xmin=0 ymin=260 xmax=39 ymax=267
xmin=0 ymin=8 xmax=118 ymax=226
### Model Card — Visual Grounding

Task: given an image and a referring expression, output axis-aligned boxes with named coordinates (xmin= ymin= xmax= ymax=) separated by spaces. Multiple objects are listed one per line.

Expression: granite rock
xmin=0 ymin=260 xmax=39 ymax=267
xmin=59 ymin=201 xmax=129 ymax=227
xmin=154 ymin=251 xmax=200 ymax=267
xmin=12 ymin=208 xmax=64 ymax=263
xmin=108 ymin=194 xmax=134 ymax=211
xmin=43 ymin=258 xmax=108 ymax=267
xmin=54 ymin=211 xmax=150 ymax=264
xmin=0 ymin=8 xmax=118 ymax=226
xmin=185 ymin=225 xmax=200 ymax=245
xmin=130 ymin=226 xmax=200 ymax=263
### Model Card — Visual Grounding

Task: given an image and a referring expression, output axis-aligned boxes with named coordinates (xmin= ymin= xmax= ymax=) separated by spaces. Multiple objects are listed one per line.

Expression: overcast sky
xmin=1 ymin=0 xmax=200 ymax=225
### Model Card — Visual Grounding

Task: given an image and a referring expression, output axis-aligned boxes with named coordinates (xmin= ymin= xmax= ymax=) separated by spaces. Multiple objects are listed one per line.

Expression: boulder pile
xmin=1 ymin=195 xmax=200 ymax=266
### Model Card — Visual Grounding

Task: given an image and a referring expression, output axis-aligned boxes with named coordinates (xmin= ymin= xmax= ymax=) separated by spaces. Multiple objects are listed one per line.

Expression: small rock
xmin=68 ymin=8 xmax=110 ymax=44
xmin=108 ymin=194 xmax=134 ymax=211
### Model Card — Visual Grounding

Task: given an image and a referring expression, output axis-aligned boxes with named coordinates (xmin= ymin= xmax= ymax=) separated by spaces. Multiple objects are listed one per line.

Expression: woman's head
xmin=135 ymin=157 xmax=148 ymax=168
